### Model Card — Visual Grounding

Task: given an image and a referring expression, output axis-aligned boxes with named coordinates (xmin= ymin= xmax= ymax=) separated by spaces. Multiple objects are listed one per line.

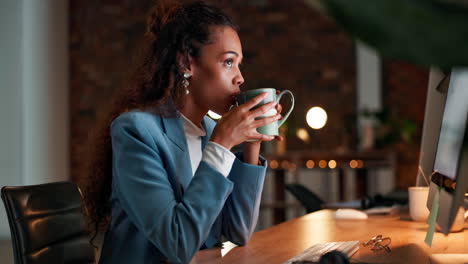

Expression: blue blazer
xmin=99 ymin=111 xmax=267 ymax=264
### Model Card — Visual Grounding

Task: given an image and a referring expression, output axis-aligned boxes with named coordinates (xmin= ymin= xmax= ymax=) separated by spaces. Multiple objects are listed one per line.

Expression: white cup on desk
xmin=408 ymin=186 xmax=430 ymax=222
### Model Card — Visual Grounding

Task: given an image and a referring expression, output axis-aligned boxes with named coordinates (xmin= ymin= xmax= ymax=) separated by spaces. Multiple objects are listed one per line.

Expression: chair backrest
xmin=1 ymin=181 xmax=95 ymax=264
xmin=285 ymin=183 xmax=325 ymax=214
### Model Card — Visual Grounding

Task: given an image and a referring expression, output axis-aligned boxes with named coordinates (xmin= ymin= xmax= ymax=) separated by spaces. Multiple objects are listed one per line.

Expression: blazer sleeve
xmin=220 ymin=153 xmax=267 ymax=245
xmin=110 ymin=114 xmax=234 ymax=264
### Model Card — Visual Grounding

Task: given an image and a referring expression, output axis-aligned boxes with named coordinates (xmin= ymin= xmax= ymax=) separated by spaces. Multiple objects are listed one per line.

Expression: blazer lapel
xmin=161 ymin=116 xmax=187 ymax=152
xmin=161 ymin=115 xmax=193 ymax=193
xmin=160 ymin=115 xmax=217 ymax=195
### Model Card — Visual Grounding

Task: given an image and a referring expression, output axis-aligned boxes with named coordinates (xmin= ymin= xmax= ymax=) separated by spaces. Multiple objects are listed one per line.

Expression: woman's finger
xmin=275 ymin=103 xmax=282 ymax=115
xmin=259 ymin=133 xmax=276 ymax=141
xmin=250 ymin=133 xmax=275 ymax=142
xmin=253 ymin=113 xmax=281 ymax=128
xmin=240 ymin=92 xmax=269 ymax=111
xmin=250 ymin=101 xmax=277 ymax=118
xmin=274 ymin=135 xmax=284 ymax=141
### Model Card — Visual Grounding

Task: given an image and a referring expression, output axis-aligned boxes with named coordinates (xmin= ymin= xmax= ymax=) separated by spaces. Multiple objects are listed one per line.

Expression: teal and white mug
xmin=236 ymin=88 xmax=295 ymax=136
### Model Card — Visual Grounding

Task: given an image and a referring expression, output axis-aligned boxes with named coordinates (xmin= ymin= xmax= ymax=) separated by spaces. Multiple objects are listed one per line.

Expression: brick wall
xmin=70 ymin=0 xmax=152 ymax=182
xmin=69 ymin=0 xmax=427 ymax=189
xmin=223 ymin=0 xmax=357 ymax=152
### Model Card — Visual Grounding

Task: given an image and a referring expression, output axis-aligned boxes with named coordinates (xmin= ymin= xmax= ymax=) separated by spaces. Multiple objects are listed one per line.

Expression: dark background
xmin=70 ymin=0 xmax=428 ymax=189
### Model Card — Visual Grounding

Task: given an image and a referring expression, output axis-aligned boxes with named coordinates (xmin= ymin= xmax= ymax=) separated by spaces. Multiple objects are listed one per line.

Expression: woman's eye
xmin=224 ymin=59 xmax=233 ymax=67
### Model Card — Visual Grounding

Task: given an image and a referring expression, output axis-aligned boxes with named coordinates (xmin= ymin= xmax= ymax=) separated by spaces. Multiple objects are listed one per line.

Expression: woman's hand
xmin=210 ymin=92 xmax=282 ymax=150
xmin=242 ymin=94 xmax=283 ymax=165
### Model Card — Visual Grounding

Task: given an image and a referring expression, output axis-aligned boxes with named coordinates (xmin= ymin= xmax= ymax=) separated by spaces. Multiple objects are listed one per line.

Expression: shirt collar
xmin=180 ymin=113 xmax=206 ymax=137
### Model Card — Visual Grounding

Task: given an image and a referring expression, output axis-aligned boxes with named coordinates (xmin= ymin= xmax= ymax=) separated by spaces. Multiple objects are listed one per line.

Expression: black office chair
xmin=285 ymin=183 xmax=325 ymax=214
xmin=1 ymin=181 xmax=95 ymax=264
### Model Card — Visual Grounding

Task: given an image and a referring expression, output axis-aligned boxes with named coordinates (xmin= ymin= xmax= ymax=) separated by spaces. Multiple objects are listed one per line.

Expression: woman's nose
xmin=235 ymin=71 xmax=244 ymax=86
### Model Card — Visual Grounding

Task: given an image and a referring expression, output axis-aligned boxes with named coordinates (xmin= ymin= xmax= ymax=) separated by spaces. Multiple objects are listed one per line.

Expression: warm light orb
xmin=306 ymin=107 xmax=327 ymax=129
xmin=318 ymin=160 xmax=328 ymax=168
xmin=328 ymin=160 xmax=337 ymax=169
xmin=306 ymin=160 xmax=315 ymax=169
xmin=296 ymin=128 xmax=310 ymax=143
xmin=207 ymin=110 xmax=222 ymax=120
xmin=270 ymin=160 xmax=279 ymax=169
xmin=349 ymin=160 xmax=358 ymax=168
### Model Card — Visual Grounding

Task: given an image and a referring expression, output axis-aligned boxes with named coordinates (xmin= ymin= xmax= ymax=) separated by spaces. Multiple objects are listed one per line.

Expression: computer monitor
xmin=419 ymin=68 xmax=468 ymax=235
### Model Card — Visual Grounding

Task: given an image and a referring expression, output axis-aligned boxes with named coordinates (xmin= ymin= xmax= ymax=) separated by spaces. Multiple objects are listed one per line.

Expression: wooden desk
xmin=191 ymin=209 xmax=468 ymax=264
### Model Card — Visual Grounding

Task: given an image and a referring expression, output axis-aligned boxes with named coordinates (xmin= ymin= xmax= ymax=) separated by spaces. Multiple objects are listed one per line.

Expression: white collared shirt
xmin=180 ymin=114 xmax=235 ymax=177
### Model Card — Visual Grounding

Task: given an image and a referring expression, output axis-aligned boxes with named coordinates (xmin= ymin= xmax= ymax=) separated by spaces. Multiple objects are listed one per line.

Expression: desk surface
xmin=191 ymin=209 xmax=468 ymax=264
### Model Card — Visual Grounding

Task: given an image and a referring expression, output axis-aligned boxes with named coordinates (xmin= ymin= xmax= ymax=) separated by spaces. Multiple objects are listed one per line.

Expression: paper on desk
xmin=425 ymin=186 xmax=441 ymax=247
xmin=364 ymin=205 xmax=400 ymax=215
xmin=221 ymin=241 xmax=238 ymax=257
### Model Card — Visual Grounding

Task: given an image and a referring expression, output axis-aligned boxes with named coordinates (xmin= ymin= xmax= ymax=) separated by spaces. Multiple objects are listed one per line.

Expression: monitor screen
xmin=424 ymin=67 xmax=468 ymax=235
xmin=433 ymin=70 xmax=468 ymax=181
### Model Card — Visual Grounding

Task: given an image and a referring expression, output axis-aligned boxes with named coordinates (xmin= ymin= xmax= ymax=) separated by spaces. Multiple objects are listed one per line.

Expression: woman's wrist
xmin=242 ymin=141 xmax=261 ymax=165
xmin=209 ymin=135 xmax=232 ymax=150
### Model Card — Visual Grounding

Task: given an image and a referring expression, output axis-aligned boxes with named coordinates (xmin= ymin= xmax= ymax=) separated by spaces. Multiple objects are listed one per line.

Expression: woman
xmin=82 ymin=1 xmax=282 ymax=263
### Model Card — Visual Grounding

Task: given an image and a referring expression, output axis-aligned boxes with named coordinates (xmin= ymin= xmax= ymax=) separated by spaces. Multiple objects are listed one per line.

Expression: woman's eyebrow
xmin=224 ymin=51 xmax=238 ymax=56
xmin=220 ymin=51 xmax=243 ymax=63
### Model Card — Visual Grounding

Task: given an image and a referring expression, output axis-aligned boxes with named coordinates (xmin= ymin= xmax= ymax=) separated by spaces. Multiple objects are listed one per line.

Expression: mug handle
xmin=276 ymin=90 xmax=294 ymax=127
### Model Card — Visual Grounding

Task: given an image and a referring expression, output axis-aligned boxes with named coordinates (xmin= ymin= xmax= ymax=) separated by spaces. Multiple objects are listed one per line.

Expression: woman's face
xmin=187 ymin=26 xmax=244 ymax=115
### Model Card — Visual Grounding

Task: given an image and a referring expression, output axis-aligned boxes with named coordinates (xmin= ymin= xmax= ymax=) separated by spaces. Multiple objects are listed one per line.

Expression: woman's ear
xmin=177 ymin=53 xmax=194 ymax=76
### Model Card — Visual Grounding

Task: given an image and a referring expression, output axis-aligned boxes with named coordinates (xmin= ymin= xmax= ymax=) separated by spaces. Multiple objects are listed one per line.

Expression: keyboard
xmin=283 ymin=241 xmax=360 ymax=264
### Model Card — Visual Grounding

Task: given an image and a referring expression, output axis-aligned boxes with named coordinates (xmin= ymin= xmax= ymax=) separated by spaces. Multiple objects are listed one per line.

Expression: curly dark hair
xmin=80 ymin=0 xmax=238 ymax=244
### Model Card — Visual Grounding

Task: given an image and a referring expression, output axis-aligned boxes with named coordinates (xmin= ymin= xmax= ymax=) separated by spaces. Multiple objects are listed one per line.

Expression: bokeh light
xmin=296 ymin=128 xmax=310 ymax=143
xmin=306 ymin=160 xmax=315 ymax=169
xmin=319 ymin=160 xmax=327 ymax=168
xmin=270 ymin=160 xmax=279 ymax=169
xmin=349 ymin=160 xmax=358 ymax=168
xmin=306 ymin=107 xmax=327 ymax=129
